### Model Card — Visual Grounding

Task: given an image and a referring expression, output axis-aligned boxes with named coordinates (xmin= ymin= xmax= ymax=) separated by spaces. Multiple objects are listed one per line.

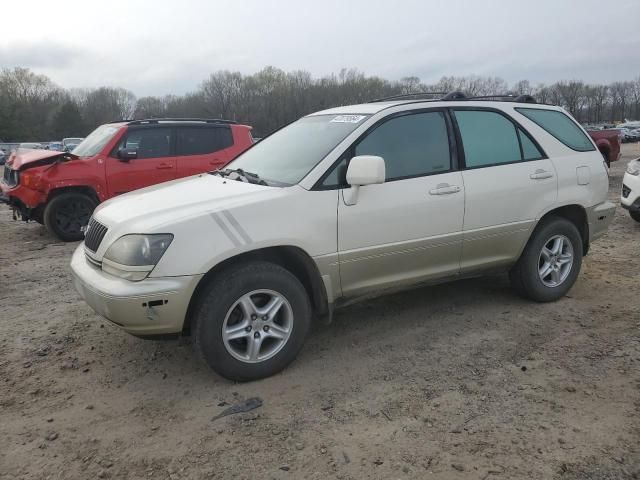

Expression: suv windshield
xmin=72 ymin=125 xmax=119 ymax=157
xmin=224 ymin=114 xmax=369 ymax=185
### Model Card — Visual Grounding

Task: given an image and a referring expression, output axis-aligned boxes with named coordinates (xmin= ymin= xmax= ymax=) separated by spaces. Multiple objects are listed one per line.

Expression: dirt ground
xmin=1 ymin=145 xmax=639 ymax=480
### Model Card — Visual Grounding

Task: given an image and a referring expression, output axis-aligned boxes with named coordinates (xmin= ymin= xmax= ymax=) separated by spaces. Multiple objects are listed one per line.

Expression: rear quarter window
xmin=516 ymin=108 xmax=595 ymax=152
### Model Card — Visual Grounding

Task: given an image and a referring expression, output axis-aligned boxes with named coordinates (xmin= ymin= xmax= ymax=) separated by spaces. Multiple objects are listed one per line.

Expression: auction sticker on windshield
xmin=330 ymin=115 xmax=367 ymax=123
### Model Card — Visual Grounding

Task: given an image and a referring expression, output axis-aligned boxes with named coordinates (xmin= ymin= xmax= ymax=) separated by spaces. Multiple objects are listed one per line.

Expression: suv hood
xmin=7 ymin=149 xmax=76 ymax=171
xmin=94 ymin=173 xmax=290 ymax=231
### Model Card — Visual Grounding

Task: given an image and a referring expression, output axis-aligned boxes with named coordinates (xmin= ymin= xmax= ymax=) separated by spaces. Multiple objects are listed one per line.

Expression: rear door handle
xmin=156 ymin=162 xmax=173 ymax=170
xmin=530 ymin=169 xmax=553 ymax=180
xmin=429 ymin=184 xmax=461 ymax=195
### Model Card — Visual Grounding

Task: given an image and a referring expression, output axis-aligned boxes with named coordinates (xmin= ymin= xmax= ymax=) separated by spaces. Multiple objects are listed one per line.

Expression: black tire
xmin=43 ymin=192 xmax=96 ymax=241
xmin=509 ymin=216 xmax=583 ymax=302
xmin=630 ymin=210 xmax=640 ymax=223
xmin=192 ymin=261 xmax=311 ymax=382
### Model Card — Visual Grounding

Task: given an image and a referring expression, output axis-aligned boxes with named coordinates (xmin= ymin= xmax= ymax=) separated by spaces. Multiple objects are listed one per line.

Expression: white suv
xmin=621 ymin=158 xmax=640 ymax=222
xmin=71 ymin=94 xmax=616 ymax=381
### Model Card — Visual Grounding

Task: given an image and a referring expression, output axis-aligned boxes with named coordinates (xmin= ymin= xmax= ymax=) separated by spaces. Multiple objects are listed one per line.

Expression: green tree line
xmin=1 ymin=66 xmax=639 ymax=142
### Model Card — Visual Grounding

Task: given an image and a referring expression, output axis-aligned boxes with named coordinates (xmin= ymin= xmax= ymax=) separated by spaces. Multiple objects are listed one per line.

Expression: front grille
xmin=84 ymin=218 xmax=108 ymax=252
xmin=2 ymin=167 xmax=19 ymax=187
xmin=622 ymin=184 xmax=631 ymax=198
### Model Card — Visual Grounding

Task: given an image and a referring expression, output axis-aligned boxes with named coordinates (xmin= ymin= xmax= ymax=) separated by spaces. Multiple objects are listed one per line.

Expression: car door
xmin=335 ymin=110 xmax=465 ymax=297
xmin=452 ymin=108 xmax=558 ymax=272
xmin=175 ymin=125 xmax=235 ymax=177
xmin=105 ymin=127 xmax=177 ymax=196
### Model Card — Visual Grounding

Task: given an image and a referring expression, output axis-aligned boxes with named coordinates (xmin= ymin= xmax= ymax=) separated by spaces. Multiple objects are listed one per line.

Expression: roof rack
xmin=369 ymin=91 xmax=448 ymax=103
xmin=368 ymin=91 xmax=537 ymax=104
xmin=127 ymin=118 xmax=238 ymax=125
xmin=464 ymin=94 xmax=537 ymax=104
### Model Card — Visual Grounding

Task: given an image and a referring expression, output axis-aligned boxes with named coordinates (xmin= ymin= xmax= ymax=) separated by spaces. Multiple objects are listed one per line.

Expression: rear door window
xmin=176 ymin=126 xmax=233 ymax=156
xmin=518 ymin=128 xmax=544 ymax=160
xmin=516 ymin=107 xmax=595 ymax=152
xmin=454 ymin=110 xmax=522 ymax=168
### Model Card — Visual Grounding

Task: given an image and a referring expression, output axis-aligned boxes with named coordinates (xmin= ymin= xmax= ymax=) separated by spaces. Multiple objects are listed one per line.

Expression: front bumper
xmin=586 ymin=201 xmax=616 ymax=242
xmin=70 ymin=245 xmax=203 ymax=336
xmin=0 ymin=181 xmax=45 ymax=208
xmin=621 ymin=171 xmax=640 ymax=212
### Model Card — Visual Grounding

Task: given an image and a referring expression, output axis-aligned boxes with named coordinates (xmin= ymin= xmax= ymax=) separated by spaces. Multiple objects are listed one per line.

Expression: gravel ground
xmin=1 ymin=145 xmax=639 ymax=480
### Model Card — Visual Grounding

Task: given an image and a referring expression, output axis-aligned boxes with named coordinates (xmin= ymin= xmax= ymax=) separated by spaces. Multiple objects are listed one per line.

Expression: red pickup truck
xmin=586 ymin=128 xmax=623 ymax=167
xmin=1 ymin=118 xmax=253 ymax=241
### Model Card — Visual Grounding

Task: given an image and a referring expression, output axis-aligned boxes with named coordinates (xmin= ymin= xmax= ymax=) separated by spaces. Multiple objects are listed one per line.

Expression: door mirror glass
xmin=118 ymin=148 xmax=138 ymax=162
xmin=346 ymin=155 xmax=385 ymax=186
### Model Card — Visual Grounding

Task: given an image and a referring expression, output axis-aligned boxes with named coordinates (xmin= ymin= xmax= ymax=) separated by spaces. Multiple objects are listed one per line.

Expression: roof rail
xmin=514 ymin=94 xmax=537 ymax=104
xmin=464 ymin=94 xmax=537 ymax=104
xmin=107 ymin=119 xmax=134 ymax=124
xmin=367 ymin=90 xmax=538 ymax=104
xmin=441 ymin=91 xmax=466 ymax=100
xmin=127 ymin=118 xmax=238 ymax=125
xmin=368 ymin=91 xmax=449 ymax=103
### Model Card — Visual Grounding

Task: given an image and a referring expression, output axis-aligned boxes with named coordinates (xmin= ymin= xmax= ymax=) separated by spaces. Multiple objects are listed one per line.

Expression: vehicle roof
xmin=106 ymin=118 xmax=247 ymax=127
xmin=308 ymin=100 xmax=564 ymax=116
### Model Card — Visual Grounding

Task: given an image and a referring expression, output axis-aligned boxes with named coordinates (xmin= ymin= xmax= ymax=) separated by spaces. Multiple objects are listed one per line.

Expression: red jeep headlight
xmin=20 ymin=171 xmax=41 ymax=189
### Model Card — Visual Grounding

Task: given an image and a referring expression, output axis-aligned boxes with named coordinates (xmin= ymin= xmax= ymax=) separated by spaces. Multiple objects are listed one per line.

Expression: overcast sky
xmin=2 ymin=0 xmax=639 ymax=96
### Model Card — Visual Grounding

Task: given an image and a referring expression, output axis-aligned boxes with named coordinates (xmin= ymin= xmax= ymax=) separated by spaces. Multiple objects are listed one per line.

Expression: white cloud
xmin=1 ymin=0 xmax=638 ymax=95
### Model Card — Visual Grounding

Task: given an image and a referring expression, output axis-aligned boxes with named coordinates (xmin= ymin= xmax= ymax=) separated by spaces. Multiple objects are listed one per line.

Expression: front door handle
xmin=156 ymin=162 xmax=173 ymax=170
xmin=429 ymin=183 xmax=461 ymax=195
xmin=530 ymin=169 xmax=553 ymax=180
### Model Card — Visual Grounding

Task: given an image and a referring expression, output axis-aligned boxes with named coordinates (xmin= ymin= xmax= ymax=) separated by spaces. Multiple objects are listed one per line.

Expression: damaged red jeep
xmin=0 ymin=118 xmax=253 ymax=241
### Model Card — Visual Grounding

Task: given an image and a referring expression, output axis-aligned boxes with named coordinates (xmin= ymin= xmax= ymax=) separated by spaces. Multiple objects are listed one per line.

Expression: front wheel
xmin=630 ymin=210 xmax=640 ymax=223
xmin=509 ymin=217 xmax=583 ymax=302
xmin=43 ymin=192 xmax=96 ymax=241
xmin=192 ymin=261 xmax=311 ymax=381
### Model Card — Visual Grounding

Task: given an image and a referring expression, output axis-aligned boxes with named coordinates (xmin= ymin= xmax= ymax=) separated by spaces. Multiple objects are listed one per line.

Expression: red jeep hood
xmin=7 ymin=149 xmax=76 ymax=171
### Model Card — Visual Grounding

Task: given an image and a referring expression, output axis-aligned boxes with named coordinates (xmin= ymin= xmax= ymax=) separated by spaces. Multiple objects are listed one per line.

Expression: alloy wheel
xmin=538 ymin=234 xmax=574 ymax=287
xmin=221 ymin=289 xmax=294 ymax=363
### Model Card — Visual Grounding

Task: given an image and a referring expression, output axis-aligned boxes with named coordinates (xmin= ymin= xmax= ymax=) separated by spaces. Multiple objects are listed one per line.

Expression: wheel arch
xmin=182 ymin=245 xmax=330 ymax=335
xmin=46 ymin=185 xmax=100 ymax=205
xmin=535 ymin=204 xmax=589 ymax=255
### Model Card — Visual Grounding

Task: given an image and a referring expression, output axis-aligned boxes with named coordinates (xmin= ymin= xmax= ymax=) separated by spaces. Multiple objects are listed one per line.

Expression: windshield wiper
xmin=210 ymin=168 xmax=268 ymax=186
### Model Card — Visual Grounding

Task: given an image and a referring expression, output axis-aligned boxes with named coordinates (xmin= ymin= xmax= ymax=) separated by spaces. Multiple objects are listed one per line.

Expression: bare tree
xmin=3 ymin=67 xmax=640 ymax=141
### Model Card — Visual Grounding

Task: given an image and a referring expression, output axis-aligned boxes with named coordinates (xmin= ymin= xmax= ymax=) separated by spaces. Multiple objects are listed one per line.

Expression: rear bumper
xmin=587 ymin=201 xmax=616 ymax=242
xmin=70 ymin=245 xmax=203 ymax=336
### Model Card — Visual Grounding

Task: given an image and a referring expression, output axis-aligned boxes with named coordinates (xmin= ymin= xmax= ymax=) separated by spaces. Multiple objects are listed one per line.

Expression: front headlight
xmin=627 ymin=160 xmax=640 ymax=176
xmin=103 ymin=234 xmax=173 ymax=281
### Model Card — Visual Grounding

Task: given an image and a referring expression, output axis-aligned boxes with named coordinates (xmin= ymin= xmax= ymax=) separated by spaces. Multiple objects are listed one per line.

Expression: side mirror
xmin=118 ymin=148 xmax=138 ymax=161
xmin=344 ymin=155 xmax=385 ymax=206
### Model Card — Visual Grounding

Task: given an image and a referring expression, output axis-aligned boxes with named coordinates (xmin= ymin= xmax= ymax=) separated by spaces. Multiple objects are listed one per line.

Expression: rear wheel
xmin=509 ymin=217 xmax=583 ymax=302
xmin=43 ymin=192 xmax=96 ymax=241
xmin=192 ymin=261 xmax=311 ymax=381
